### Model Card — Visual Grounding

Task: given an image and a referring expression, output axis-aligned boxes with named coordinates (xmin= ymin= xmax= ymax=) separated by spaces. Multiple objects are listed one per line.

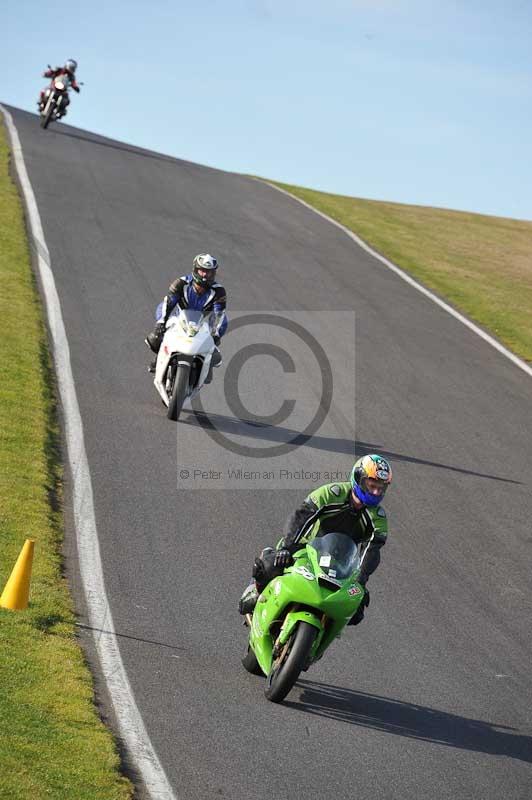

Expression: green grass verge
xmin=269 ymin=180 xmax=532 ymax=363
xmin=0 ymin=119 xmax=133 ymax=798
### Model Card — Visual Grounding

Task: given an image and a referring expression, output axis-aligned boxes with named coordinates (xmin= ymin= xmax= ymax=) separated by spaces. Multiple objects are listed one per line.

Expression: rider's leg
xmin=238 ymin=582 xmax=259 ymax=615
xmin=238 ymin=548 xmax=283 ymax=614
xmin=58 ymin=94 xmax=70 ymax=119
xmin=204 ymin=347 xmax=222 ymax=384
xmin=145 ymin=316 xmax=166 ymax=373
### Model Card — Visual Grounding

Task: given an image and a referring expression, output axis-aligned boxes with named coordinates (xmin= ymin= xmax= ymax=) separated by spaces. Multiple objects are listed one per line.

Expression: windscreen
xmin=178 ymin=309 xmax=204 ymax=325
xmin=309 ymin=532 xmax=360 ymax=579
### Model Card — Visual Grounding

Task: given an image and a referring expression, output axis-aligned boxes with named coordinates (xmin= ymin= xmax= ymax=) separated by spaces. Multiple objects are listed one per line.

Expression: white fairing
xmin=43 ymin=81 xmax=65 ymax=117
xmin=153 ymin=308 xmax=215 ymax=407
xmin=42 ymin=88 xmax=55 ymax=114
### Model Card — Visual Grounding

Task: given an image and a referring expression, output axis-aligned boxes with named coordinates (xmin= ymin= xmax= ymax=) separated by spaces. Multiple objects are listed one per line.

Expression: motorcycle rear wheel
xmin=242 ymin=644 xmax=263 ymax=676
xmin=167 ymin=363 xmax=190 ymax=421
xmin=265 ymin=622 xmax=317 ymax=703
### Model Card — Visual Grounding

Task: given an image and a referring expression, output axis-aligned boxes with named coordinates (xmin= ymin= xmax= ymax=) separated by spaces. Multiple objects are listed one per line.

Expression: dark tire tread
xmin=242 ymin=646 xmax=263 ymax=676
xmin=265 ymin=622 xmax=317 ymax=703
xmin=167 ymin=364 xmax=190 ymax=421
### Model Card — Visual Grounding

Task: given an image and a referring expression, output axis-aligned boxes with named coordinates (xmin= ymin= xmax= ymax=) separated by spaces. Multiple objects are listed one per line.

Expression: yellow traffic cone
xmin=0 ymin=539 xmax=35 ymax=610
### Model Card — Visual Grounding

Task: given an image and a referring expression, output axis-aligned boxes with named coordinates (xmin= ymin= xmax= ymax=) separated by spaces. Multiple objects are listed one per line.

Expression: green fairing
xmin=246 ymin=533 xmax=366 ymax=701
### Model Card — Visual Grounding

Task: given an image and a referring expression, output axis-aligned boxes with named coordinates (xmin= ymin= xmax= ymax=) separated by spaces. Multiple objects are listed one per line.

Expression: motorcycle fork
xmin=271 ymin=607 xmax=325 ymax=660
xmin=165 ymin=361 xmax=177 ymax=393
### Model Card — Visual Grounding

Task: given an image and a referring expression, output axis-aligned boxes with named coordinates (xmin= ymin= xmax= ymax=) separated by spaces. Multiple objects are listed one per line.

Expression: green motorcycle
xmin=242 ymin=532 xmax=366 ymax=703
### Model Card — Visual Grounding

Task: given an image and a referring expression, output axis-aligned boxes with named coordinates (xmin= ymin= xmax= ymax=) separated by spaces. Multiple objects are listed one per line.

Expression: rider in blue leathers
xmin=145 ymin=253 xmax=227 ymax=379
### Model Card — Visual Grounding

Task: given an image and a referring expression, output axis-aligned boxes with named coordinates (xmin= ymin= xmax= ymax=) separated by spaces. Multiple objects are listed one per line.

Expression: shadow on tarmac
xmin=183 ymin=409 xmax=521 ymax=485
xmin=286 ymin=679 xmax=532 ymax=763
xmin=76 ymin=623 xmax=186 ymax=652
xmin=50 ymin=125 xmax=208 ymax=169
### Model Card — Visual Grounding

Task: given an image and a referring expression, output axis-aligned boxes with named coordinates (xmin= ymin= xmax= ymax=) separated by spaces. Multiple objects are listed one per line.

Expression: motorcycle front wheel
xmin=167 ymin=363 xmax=190 ymax=421
xmin=265 ymin=622 xmax=317 ymax=703
xmin=40 ymin=101 xmax=54 ymax=129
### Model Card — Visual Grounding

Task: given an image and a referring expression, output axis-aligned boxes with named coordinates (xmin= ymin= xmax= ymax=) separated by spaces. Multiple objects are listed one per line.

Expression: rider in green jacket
xmin=238 ymin=454 xmax=393 ymax=626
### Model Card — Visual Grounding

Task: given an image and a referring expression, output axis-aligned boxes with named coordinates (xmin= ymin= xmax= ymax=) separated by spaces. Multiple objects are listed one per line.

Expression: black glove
xmin=274 ymin=548 xmax=293 ymax=568
xmin=74 ymin=86 xmax=80 ymax=93
xmin=213 ymin=334 xmax=221 ymax=346
xmin=155 ymin=322 xmax=166 ymax=337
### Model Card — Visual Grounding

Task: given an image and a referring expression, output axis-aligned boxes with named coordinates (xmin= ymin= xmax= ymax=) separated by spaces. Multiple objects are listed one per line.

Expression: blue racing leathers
xmin=156 ymin=273 xmax=228 ymax=338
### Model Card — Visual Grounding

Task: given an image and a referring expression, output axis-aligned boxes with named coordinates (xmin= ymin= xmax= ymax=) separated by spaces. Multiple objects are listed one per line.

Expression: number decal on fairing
xmin=294 ymin=566 xmax=314 ymax=581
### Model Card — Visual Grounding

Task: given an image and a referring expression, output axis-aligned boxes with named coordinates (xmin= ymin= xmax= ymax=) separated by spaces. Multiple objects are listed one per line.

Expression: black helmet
xmin=65 ymin=59 xmax=77 ymax=73
xmin=192 ymin=253 xmax=218 ymax=288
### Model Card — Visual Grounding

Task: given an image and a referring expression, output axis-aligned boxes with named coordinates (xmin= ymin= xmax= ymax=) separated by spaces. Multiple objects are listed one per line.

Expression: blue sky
xmin=4 ymin=0 xmax=532 ymax=219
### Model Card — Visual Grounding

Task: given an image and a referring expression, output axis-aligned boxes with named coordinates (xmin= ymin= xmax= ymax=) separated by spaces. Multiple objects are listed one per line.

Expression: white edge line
xmin=259 ymin=179 xmax=532 ymax=380
xmin=0 ymin=105 xmax=177 ymax=800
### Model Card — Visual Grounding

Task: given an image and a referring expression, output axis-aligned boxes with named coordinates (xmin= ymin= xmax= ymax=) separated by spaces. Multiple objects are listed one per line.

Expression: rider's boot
xmin=145 ymin=327 xmax=163 ymax=374
xmin=145 ymin=324 xmax=165 ymax=353
xmin=204 ymin=348 xmax=222 ymax=384
xmin=238 ymin=582 xmax=259 ymax=615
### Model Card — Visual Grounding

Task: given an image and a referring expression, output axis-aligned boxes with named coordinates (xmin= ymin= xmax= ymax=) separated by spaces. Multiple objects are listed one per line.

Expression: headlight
xmin=55 ymin=81 xmax=65 ymax=90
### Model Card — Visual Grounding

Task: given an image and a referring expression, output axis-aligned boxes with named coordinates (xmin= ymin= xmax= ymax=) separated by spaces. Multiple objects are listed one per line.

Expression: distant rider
xmin=238 ymin=454 xmax=393 ymax=626
xmin=145 ymin=253 xmax=228 ymax=381
xmin=38 ymin=59 xmax=81 ymax=119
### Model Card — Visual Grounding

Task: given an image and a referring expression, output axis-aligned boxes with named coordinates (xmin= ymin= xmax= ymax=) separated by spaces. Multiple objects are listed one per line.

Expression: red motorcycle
xmin=39 ymin=67 xmax=82 ymax=129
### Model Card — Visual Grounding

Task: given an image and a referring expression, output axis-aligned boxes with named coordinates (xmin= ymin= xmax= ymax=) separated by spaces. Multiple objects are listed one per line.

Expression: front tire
xmin=167 ymin=363 xmax=190 ymax=421
xmin=40 ymin=101 xmax=54 ymax=129
xmin=265 ymin=622 xmax=317 ymax=703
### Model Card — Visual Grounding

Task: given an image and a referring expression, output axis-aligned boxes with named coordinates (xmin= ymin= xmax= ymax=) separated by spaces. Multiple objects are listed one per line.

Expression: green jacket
xmin=282 ymin=482 xmax=388 ymax=584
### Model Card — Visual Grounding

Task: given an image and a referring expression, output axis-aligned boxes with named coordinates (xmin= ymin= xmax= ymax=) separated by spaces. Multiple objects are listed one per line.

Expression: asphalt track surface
xmin=7 ymin=106 xmax=532 ymax=800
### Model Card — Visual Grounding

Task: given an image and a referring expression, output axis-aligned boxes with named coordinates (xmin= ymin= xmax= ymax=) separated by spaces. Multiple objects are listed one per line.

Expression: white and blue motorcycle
xmin=153 ymin=307 xmax=218 ymax=421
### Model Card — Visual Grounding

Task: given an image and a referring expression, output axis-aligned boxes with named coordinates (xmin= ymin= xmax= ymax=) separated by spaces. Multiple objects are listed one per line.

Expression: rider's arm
xmin=204 ymin=284 xmax=227 ymax=339
xmin=282 ymin=482 xmax=349 ymax=552
xmin=213 ymin=286 xmax=227 ymax=311
xmin=282 ymin=497 xmax=320 ymax=553
xmin=358 ymin=507 xmax=388 ymax=584
xmin=358 ymin=538 xmax=385 ymax=585
xmin=160 ymin=277 xmax=186 ymax=323
xmin=168 ymin=276 xmax=186 ymax=296
xmin=212 ymin=301 xmax=227 ymax=337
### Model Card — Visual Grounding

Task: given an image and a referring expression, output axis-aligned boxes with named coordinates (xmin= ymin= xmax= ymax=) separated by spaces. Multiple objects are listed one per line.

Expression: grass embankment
xmin=270 ymin=181 xmax=532 ymax=363
xmin=0 ymin=120 xmax=132 ymax=798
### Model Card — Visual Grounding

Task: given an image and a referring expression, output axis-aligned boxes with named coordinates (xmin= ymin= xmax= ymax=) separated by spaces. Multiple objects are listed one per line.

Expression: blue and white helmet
xmin=64 ymin=59 xmax=78 ymax=73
